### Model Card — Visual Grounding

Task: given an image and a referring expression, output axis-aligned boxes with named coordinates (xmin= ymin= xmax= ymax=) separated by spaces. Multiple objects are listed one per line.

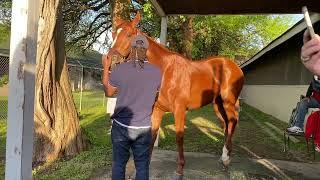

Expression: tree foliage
xmin=0 ymin=75 xmax=8 ymax=87
xmin=139 ymin=2 xmax=295 ymax=62
xmin=0 ymin=24 xmax=9 ymax=44
xmin=0 ymin=0 xmax=11 ymax=25
xmin=63 ymin=0 xmax=112 ymax=50
xmin=192 ymin=15 xmax=295 ymax=61
xmin=0 ymin=0 xmax=296 ymax=63
xmin=63 ymin=0 xmax=144 ymax=51
xmin=0 ymin=0 xmax=11 ymax=45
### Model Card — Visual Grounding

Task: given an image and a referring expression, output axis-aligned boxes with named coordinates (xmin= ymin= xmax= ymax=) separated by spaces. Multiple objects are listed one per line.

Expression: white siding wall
xmin=241 ymin=85 xmax=309 ymax=122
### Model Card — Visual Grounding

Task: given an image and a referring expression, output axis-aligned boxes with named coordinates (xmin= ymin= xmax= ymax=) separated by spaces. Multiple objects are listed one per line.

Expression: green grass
xmin=239 ymin=104 xmax=319 ymax=161
xmin=0 ymin=96 xmax=7 ymax=178
xmin=72 ymin=90 xmax=105 ymax=111
xmin=0 ymin=91 xmax=110 ymax=179
xmin=0 ymin=120 xmax=6 ymax=178
xmin=159 ymin=107 xmax=225 ymax=153
xmin=0 ymin=96 xmax=7 ymax=121
xmin=159 ymin=103 xmax=320 ymax=161
xmin=33 ymin=107 xmax=112 ymax=179
xmin=0 ymin=94 xmax=319 ymax=179
xmin=33 ymin=91 xmax=110 ymax=179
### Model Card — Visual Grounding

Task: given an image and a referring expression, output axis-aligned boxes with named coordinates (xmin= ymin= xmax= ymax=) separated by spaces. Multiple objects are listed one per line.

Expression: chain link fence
xmin=0 ymin=54 xmax=9 ymax=122
xmin=0 ymin=53 xmax=105 ymax=169
xmin=67 ymin=58 xmax=106 ymax=113
xmin=0 ymin=54 xmax=106 ymax=122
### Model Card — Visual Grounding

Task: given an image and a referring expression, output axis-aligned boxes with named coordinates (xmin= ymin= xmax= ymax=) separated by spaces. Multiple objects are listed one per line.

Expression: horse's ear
xmin=132 ymin=11 xmax=141 ymax=27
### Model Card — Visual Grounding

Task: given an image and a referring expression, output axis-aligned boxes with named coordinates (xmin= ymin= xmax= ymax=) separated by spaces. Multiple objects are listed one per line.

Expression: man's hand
xmin=101 ymin=54 xmax=117 ymax=97
xmin=301 ymin=31 xmax=320 ymax=76
xmin=102 ymin=54 xmax=112 ymax=69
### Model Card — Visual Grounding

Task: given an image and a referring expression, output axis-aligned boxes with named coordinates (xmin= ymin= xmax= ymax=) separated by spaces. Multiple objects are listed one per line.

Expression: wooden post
xmin=5 ymin=0 xmax=39 ymax=179
xmin=154 ymin=16 xmax=167 ymax=147
xmin=149 ymin=0 xmax=166 ymax=17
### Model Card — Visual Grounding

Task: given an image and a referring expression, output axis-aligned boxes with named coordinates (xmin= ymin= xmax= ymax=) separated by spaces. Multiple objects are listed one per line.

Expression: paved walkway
xmin=91 ymin=149 xmax=320 ymax=180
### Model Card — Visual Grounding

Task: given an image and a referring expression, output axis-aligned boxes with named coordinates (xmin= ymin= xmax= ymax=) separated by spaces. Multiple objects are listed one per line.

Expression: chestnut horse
xmin=105 ymin=12 xmax=244 ymax=177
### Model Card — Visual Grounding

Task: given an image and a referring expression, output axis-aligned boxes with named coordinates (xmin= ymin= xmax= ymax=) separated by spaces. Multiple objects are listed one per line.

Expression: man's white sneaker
xmin=287 ymin=126 xmax=303 ymax=133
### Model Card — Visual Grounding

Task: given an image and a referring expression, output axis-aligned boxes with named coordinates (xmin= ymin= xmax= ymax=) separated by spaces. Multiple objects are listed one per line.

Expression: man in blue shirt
xmin=102 ymin=35 xmax=161 ymax=180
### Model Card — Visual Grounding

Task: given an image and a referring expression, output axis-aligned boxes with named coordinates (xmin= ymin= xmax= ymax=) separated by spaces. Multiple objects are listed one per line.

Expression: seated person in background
xmin=287 ymin=75 xmax=320 ymax=133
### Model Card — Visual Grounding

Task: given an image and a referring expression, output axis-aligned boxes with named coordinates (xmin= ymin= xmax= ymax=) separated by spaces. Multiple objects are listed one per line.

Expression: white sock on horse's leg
xmin=221 ymin=145 xmax=231 ymax=166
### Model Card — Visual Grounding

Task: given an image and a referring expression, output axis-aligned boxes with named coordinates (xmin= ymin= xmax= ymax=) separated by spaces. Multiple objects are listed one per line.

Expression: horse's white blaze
xmin=221 ymin=145 xmax=230 ymax=162
xmin=111 ymin=28 xmax=123 ymax=48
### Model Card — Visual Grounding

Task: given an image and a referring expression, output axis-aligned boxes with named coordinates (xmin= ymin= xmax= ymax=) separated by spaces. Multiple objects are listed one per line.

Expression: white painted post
xmin=106 ymin=97 xmax=117 ymax=115
xmin=78 ymin=69 xmax=81 ymax=90
xmin=154 ymin=16 xmax=167 ymax=147
xmin=77 ymin=60 xmax=84 ymax=112
xmin=160 ymin=16 xmax=168 ymax=45
xmin=5 ymin=0 xmax=39 ymax=179
xmin=103 ymin=94 xmax=105 ymax=107
xmin=79 ymin=66 xmax=84 ymax=112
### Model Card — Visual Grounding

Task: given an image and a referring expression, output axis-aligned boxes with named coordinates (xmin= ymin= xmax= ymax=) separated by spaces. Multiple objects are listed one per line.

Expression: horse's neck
xmin=146 ymin=37 xmax=170 ymax=69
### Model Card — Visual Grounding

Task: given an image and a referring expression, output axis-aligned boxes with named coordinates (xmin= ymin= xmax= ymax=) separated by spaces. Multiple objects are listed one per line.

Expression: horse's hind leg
xmin=213 ymin=95 xmax=228 ymax=135
xmin=213 ymin=96 xmax=230 ymax=165
xmin=221 ymin=95 xmax=239 ymax=166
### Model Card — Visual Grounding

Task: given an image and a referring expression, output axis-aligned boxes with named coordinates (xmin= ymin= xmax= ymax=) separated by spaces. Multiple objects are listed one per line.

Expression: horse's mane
xmin=138 ymin=30 xmax=227 ymax=67
xmin=141 ymin=33 xmax=193 ymax=62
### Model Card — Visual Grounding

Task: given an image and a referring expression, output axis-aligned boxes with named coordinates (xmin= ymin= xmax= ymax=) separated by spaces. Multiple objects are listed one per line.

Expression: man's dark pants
xmin=111 ymin=121 xmax=151 ymax=180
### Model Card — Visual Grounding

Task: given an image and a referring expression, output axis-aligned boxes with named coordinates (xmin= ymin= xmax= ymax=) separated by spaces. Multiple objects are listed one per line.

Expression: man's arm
xmin=102 ymin=55 xmax=117 ymax=97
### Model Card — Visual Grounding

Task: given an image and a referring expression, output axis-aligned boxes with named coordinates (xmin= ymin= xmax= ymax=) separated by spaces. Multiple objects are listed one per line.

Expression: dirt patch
xmin=0 ymin=85 xmax=8 ymax=96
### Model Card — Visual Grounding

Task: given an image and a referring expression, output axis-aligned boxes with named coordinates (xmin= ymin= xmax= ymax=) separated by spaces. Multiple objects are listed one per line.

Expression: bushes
xmin=0 ymin=75 xmax=8 ymax=87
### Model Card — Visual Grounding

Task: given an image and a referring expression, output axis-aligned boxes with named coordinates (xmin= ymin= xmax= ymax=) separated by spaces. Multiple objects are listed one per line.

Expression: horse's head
xmin=106 ymin=12 xmax=141 ymax=65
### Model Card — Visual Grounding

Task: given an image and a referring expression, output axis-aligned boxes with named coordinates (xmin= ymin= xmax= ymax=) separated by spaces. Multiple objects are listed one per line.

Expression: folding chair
xmin=283 ymin=96 xmax=316 ymax=160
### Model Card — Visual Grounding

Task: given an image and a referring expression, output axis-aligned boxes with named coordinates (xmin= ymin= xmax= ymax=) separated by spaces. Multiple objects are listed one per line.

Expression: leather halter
xmin=108 ymin=29 xmax=141 ymax=59
xmin=108 ymin=30 xmax=145 ymax=70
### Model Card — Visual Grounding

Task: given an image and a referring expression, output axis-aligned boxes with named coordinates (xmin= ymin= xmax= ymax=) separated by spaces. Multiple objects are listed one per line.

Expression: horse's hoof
xmin=222 ymin=159 xmax=231 ymax=167
xmin=172 ymin=172 xmax=183 ymax=180
xmin=219 ymin=157 xmax=231 ymax=169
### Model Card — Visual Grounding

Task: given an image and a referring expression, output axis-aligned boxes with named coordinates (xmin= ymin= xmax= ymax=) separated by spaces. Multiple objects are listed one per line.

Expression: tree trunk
xmin=34 ymin=0 xmax=86 ymax=164
xmin=181 ymin=17 xmax=193 ymax=59
xmin=110 ymin=0 xmax=131 ymax=30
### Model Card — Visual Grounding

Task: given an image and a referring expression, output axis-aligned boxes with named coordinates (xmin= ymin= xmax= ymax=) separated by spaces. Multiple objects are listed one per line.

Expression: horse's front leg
xmin=150 ymin=105 xmax=165 ymax=155
xmin=173 ymin=105 xmax=186 ymax=178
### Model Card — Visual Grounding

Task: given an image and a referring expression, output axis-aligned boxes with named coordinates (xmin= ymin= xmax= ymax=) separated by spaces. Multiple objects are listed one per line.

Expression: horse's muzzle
xmin=107 ymin=49 xmax=127 ymax=71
